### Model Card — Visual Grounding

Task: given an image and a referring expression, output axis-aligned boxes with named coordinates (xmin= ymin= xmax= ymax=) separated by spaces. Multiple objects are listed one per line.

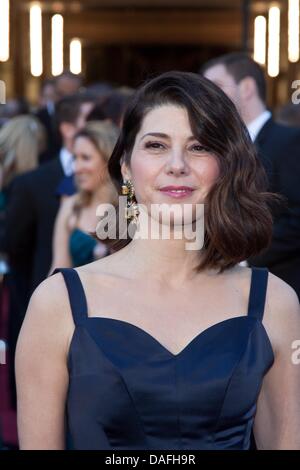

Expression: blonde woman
xmin=50 ymin=120 xmax=119 ymax=270
xmin=0 ymin=115 xmax=46 ymax=191
xmin=0 ymin=114 xmax=46 ymax=252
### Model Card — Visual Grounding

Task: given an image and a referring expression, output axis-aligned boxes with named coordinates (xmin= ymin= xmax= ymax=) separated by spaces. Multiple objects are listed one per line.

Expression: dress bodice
xmin=52 ymin=267 xmax=274 ymax=450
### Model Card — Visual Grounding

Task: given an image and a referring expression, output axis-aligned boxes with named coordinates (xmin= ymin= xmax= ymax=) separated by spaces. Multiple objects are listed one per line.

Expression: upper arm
xmin=254 ymin=275 xmax=300 ymax=449
xmin=50 ymin=196 xmax=74 ymax=272
xmin=15 ymin=274 xmax=74 ymax=449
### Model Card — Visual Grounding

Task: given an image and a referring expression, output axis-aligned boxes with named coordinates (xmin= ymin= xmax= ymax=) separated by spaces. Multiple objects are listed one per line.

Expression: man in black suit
xmin=35 ymin=74 xmax=84 ymax=164
xmin=202 ymin=53 xmax=300 ymax=299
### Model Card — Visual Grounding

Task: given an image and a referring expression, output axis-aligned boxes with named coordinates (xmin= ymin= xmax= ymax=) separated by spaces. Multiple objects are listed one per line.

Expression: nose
xmin=165 ymin=148 xmax=190 ymax=176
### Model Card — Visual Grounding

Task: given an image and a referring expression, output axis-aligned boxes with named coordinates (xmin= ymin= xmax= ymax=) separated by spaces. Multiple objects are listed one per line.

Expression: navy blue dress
xmin=52 ymin=267 xmax=274 ymax=450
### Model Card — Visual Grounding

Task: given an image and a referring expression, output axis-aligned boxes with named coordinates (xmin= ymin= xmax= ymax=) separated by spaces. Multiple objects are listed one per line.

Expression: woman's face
xmin=121 ymin=104 xmax=220 ymax=225
xmin=73 ymin=136 xmax=108 ymax=192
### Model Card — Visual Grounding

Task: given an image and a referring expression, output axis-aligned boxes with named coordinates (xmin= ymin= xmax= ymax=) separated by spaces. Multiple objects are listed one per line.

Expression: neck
xmin=63 ymin=140 xmax=73 ymax=154
xmin=240 ymin=98 xmax=266 ymax=126
xmin=90 ymin=182 xmax=118 ymax=207
xmin=116 ymin=211 xmax=215 ymax=286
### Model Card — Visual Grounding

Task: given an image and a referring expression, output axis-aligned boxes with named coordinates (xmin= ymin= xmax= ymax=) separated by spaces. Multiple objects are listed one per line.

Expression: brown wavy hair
xmin=99 ymin=70 xmax=279 ymax=272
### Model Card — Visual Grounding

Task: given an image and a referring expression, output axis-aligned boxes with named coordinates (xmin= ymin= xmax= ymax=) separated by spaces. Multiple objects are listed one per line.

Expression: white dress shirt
xmin=59 ymin=147 xmax=74 ymax=176
xmin=247 ymin=110 xmax=272 ymax=142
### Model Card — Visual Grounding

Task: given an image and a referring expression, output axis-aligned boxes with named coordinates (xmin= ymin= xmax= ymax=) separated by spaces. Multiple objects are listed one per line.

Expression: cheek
xmin=208 ymin=160 xmax=220 ymax=184
xmin=86 ymin=157 xmax=105 ymax=175
xmin=130 ymin=157 xmax=158 ymax=199
xmin=198 ymin=159 xmax=220 ymax=190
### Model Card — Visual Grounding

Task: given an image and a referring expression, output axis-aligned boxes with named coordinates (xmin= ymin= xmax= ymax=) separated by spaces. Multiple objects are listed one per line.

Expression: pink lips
xmin=159 ymin=186 xmax=195 ymax=199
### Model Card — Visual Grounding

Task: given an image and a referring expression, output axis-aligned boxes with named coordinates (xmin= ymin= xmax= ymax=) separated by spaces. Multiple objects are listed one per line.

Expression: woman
xmin=0 ymin=115 xmax=45 ymax=191
xmin=50 ymin=120 xmax=119 ymax=270
xmin=16 ymin=72 xmax=300 ymax=450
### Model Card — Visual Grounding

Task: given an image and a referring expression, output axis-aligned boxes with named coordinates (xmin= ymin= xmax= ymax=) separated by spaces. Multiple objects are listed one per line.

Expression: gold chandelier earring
xmin=121 ymin=179 xmax=140 ymax=223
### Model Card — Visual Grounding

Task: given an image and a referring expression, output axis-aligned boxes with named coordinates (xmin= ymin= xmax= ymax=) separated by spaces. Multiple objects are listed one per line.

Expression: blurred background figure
xmin=0 ymin=115 xmax=46 ymax=415
xmin=0 ymin=115 xmax=45 ymax=192
xmin=35 ymin=79 xmax=60 ymax=163
xmin=0 ymin=93 xmax=95 ymax=419
xmin=55 ymin=93 xmax=95 ymax=198
xmin=98 ymin=87 xmax=135 ymax=127
xmin=202 ymin=53 xmax=300 ymax=299
xmin=55 ymin=71 xmax=83 ymax=99
xmin=0 ymin=116 xmax=46 ymax=269
xmin=38 ymin=79 xmax=57 ymax=109
xmin=86 ymin=87 xmax=134 ymax=128
xmin=0 ymin=98 xmax=30 ymax=130
xmin=4 ymin=93 xmax=96 ymax=297
xmin=0 ymin=98 xmax=30 ymax=123
xmin=51 ymin=120 xmax=119 ymax=271
xmin=0 ymin=115 xmax=46 ymax=281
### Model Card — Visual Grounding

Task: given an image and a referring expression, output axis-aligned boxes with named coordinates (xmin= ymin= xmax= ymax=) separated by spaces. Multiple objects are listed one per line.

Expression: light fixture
xmin=70 ymin=38 xmax=82 ymax=75
xmin=0 ymin=0 xmax=9 ymax=62
xmin=30 ymin=3 xmax=43 ymax=77
xmin=254 ymin=16 xmax=267 ymax=65
xmin=268 ymin=5 xmax=281 ymax=78
xmin=288 ymin=0 xmax=300 ymax=62
xmin=51 ymin=14 xmax=64 ymax=76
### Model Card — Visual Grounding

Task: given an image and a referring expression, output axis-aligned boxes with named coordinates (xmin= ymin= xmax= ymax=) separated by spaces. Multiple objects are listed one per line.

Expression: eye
xmin=144 ymin=141 xmax=166 ymax=150
xmin=189 ymin=143 xmax=209 ymax=153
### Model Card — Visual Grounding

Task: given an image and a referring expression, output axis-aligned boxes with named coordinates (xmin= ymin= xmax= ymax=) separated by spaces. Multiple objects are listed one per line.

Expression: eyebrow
xmin=141 ymin=132 xmax=196 ymax=141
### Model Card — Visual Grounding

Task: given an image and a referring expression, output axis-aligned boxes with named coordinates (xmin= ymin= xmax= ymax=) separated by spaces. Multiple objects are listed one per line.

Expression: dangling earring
xmin=121 ymin=179 xmax=140 ymax=223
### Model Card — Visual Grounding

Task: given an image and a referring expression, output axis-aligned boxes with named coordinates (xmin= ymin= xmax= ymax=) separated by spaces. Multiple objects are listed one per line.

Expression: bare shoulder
xmin=17 ymin=273 xmax=74 ymax=356
xmin=59 ymin=194 xmax=78 ymax=215
xmin=263 ymin=272 xmax=300 ymax=353
xmin=28 ymin=273 xmax=71 ymax=318
xmin=266 ymin=272 xmax=300 ymax=317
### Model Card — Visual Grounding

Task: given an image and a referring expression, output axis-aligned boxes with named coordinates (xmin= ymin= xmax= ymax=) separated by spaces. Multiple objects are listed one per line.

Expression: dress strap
xmin=247 ymin=267 xmax=269 ymax=320
xmin=51 ymin=268 xmax=88 ymax=325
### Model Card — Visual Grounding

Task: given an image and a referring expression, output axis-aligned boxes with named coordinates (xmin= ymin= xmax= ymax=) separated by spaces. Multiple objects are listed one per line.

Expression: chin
xmin=77 ymin=183 xmax=93 ymax=192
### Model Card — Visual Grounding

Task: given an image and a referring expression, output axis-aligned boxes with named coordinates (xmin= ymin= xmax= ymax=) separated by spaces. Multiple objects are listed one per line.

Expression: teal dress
xmin=69 ymin=228 xmax=98 ymax=267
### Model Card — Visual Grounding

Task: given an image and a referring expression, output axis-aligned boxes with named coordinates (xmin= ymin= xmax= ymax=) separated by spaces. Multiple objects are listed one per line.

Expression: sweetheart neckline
xmin=80 ymin=314 xmax=262 ymax=358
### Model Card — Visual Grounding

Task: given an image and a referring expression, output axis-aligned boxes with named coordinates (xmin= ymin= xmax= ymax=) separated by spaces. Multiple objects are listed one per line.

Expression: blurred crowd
xmin=0 ymin=71 xmax=134 ymax=448
xmin=0 ymin=53 xmax=300 ymax=448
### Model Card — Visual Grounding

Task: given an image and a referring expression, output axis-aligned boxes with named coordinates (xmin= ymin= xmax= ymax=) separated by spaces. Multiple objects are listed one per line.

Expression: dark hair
xmin=86 ymin=103 xmax=107 ymax=122
xmin=201 ymin=52 xmax=267 ymax=103
xmin=86 ymin=89 xmax=135 ymax=127
xmin=55 ymin=93 xmax=95 ymax=127
xmin=101 ymin=70 xmax=276 ymax=272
